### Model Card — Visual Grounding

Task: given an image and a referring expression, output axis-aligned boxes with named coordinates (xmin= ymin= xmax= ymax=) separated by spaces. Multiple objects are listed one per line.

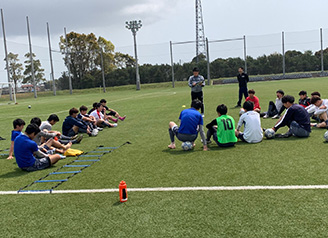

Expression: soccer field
xmin=1 ymin=78 xmax=328 ymax=237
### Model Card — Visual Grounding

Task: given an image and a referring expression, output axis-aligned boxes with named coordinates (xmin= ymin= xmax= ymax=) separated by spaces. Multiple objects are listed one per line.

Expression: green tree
xmin=23 ymin=53 xmax=45 ymax=85
xmin=4 ymin=52 xmax=24 ymax=92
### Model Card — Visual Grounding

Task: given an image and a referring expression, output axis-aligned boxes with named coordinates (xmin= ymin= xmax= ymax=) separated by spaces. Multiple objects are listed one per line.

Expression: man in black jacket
xmin=235 ymin=67 xmax=249 ymax=108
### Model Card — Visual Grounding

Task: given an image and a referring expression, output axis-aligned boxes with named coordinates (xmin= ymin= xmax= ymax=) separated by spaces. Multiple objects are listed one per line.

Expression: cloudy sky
xmin=0 ymin=0 xmax=327 ymax=81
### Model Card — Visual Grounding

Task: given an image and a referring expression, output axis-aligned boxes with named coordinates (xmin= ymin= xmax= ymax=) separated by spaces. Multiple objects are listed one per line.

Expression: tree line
xmin=5 ymin=31 xmax=328 ymax=91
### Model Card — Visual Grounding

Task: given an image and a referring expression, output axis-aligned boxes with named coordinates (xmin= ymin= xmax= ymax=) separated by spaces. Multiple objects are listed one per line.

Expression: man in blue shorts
xmin=168 ymin=100 xmax=208 ymax=151
xmin=14 ymin=124 xmax=61 ymax=172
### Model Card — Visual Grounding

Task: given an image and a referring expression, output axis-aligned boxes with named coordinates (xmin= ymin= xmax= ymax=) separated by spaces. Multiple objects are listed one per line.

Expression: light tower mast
xmin=195 ymin=0 xmax=206 ymax=63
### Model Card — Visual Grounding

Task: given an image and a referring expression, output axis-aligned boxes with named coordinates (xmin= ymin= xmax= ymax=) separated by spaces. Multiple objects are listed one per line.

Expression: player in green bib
xmin=206 ymin=104 xmax=237 ymax=147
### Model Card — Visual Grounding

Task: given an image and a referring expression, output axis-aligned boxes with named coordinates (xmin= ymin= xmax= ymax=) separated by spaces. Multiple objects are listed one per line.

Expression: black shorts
xmin=106 ymin=111 xmax=116 ymax=116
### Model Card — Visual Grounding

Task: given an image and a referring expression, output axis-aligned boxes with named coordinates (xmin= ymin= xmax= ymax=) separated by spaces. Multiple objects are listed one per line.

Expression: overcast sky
xmin=0 ymin=0 xmax=328 ymax=81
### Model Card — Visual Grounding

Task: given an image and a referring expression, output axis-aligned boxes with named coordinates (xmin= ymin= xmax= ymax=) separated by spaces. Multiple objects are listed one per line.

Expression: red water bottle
xmin=119 ymin=181 xmax=128 ymax=202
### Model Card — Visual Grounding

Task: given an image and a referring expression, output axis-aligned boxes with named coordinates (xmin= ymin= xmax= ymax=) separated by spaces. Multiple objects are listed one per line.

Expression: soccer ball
xmin=181 ymin=141 xmax=193 ymax=151
xmin=91 ymin=129 xmax=98 ymax=136
xmin=28 ymin=105 xmax=31 ymax=109
xmin=264 ymin=129 xmax=275 ymax=139
xmin=324 ymin=131 xmax=328 ymax=142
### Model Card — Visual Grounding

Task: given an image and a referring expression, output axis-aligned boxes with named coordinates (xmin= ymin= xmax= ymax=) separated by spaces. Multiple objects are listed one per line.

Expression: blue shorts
xmin=21 ymin=157 xmax=51 ymax=172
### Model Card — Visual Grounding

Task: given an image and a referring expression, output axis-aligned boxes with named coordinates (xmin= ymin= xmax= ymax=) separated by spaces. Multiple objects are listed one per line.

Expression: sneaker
xmin=75 ymin=135 xmax=83 ymax=144
xmin=112 ymin=123 xmax=118 ymax=127
xmin=272 ymin=114 xmax=280 ymax=119
xmin=59 ymin=155 xmax=66 ymax=160
xmin=97 ymin=127 xmax=103 ymax=131
xmin=311 ymin=123 xmax=318 ymax=127
xmin=263 ymin=114 xmax=269 ymax=119
xmin=70 ymin=134 xmax=78 ymax=140
xmin=201 ymin=113 xmax=205 ymax=118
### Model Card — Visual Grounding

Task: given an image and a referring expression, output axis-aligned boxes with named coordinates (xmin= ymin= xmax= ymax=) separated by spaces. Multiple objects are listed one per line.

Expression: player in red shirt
xmin=245 ymin=89 xmax=261 ymax=113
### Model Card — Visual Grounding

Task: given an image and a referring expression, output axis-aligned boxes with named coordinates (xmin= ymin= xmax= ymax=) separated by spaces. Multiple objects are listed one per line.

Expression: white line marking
xmin=2 ymin=185 xmax=328 ymax=195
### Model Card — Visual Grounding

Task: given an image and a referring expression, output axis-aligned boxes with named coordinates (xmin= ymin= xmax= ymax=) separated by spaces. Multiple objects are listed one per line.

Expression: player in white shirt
xmin=262 ymin=90 xmax=285 ymax=119
xmin=310 ymin=97 xmax=328 ymax=128
xmin=90 ymin=103 xmax=117 ymax=128
xmin=236 ymin=101 xmax=263 ymax=143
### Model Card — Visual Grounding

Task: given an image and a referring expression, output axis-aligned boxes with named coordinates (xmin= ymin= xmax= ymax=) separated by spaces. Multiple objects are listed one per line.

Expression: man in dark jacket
xmin=272 ymin=95 xmax=311 ymax=138
xmin=235 ymin=67 xmax=249 ymax=108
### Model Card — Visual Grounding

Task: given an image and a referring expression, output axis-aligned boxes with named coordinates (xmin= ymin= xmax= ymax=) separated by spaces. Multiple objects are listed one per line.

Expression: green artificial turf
xmin=1 ymin=77 xmax=328 ymax=237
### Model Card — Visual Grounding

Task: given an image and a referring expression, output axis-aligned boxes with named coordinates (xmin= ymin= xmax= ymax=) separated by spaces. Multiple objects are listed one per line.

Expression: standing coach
xmin=235 ymin=67 xmax=249 ymax=108
xmin=188 ymin=67 xmax=205 ymax=117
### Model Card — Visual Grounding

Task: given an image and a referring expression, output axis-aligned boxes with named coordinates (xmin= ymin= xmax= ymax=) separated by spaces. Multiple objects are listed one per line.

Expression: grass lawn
xmin=1 ymin=77 xmax=328 ymax=237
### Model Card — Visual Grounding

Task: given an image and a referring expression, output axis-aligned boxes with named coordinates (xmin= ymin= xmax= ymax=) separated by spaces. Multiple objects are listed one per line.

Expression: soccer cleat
xmin=75 ymin=135 xmax=83 ymax=144
xmin=310 ymin=123 xmax=317 ymax=127
xmin=0 ymin=136 xmax=6 ymax=140
xmin=112 ymin=118 xmax=118 ymax=123
xmin=234 ymin=105 xmax=241 ymax=108
xmin=275 ymin=133 xmax=292 ymax=138
xmin=70 ymin=134 xmax=78 ymax=140
xmin=271 ymin=114 xmax=280 ymax=119
xmin=206 ymin=140 xmax=212 ymax=144
xmin=263 ymin=114 xmax=269 ymax=119
xmin=97 ymin=127 xmax=103 ymax=131
xmin=201 ymin=113 xmax=205 ymax=118
xmin=112 ymin=123 xmax=118 ymax=127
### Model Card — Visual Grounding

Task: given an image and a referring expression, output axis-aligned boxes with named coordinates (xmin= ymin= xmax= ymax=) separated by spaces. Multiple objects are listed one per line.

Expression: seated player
xmin=7 ymin=119 xmax=25 ymax=160
xmin=40 ymin=114 xmax=82 ymax=144
xmin=31 ymin=117 xmax=72 ymax=154
xmin=235 ymin=101 xmax=263 ymax=143
xmin=272 ymin=95 xmax=311 ymax=138
xmin=298 ymin=90 xmax=310 ymax=108
xmin=88 ymin=102 xmax=98 ymax=115
xmin=62 ymin=108 xmax=92 ymax=137
xmin=168 ymin=99 xmax=207 ymax=150
xmin=245 ymin=89 xmax=261 ymax=113
xmin=78 ymin=105 xmax=100 ymax=131
xmin=14 ymin=124 xmax=61 ymax=172
xmin=262 ymin=90 xmax=285 ymax=119
xmin=309 ymin=97 xmax=328 ymax=128
xmin=206 ymin=104 xmax=237 ymax=147
xmin=90 ymin=103 xmax=117 ymax=128
xmin=305 ymin=91 xmax=321 ymax=118
xmin=100 ymin=99 xmax=126 ymax=122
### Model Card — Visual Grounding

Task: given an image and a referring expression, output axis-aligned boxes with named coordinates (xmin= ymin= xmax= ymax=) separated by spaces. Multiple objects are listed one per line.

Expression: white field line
xmin=2 ymin=185 xmax=328 ymax=195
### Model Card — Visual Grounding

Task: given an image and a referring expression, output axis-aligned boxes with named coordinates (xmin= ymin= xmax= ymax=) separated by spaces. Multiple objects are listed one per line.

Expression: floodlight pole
xmin=1 ymin=9 xmax=13 ymax=101
xmin=320 ymin=28 xmax=324 ymax=73
xmin=206 ymin=37 xmax=210 ymax=85
xmin=243 ymin=35 xmax=247 ymax=74
xmin=47 ymin=22 xmax=56 ymax=96
xmin=26 ymin=16 xmax=37 ymax=98
xmin=126 ymin=20 xmax=142 ymax=91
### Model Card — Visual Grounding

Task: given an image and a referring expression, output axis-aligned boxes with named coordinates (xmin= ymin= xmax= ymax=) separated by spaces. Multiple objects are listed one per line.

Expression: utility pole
xmin=1 ymin=9 xmax=13 ymax=101
xmin=64 ymin=27 xmax=73 ymax=94
xmin=47 ymin=22 xmax=56 ymax=96
xmin=126 ymin=20 xmax=142 ymax=90
xmin=26 ymin=16 xmax=37 ymax=98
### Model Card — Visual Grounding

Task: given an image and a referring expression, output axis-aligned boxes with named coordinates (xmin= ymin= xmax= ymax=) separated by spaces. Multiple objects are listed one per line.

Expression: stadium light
xmin=126 ymin=20 xmax=142 ymax=90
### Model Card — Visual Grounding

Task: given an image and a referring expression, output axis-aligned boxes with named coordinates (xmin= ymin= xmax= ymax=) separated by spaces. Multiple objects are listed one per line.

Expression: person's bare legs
xmin=49 ymin=154 xmax=61 ymax=165
xmin=45 ymin=138 xmax=72 ymax=151
xmin=168 ymin=121 xmax=177 ymax=149
xmin=316 ymin=113 xmax=328 ymax=128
